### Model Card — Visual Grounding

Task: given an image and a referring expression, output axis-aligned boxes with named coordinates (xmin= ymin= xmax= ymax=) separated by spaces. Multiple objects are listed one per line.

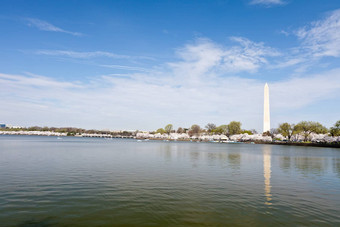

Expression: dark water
xmin=0 ymin=136 xmax=339 ymax=226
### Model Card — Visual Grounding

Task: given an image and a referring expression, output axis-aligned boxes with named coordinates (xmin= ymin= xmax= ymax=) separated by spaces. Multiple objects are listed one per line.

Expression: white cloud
xmin=1 ymin=38 xmax=339 ymax=131
xmin=26 ymin=18 xmax=83 ymax=36
xmin=296 ymin=9 xmax=340 ymax=57
xmin=271 ymin=69 xmax=340 ymax=109
xmin=169 ymin=37 xmax=279 ymax=81
xmin=250 ymin=0 xmax=285 ymax=6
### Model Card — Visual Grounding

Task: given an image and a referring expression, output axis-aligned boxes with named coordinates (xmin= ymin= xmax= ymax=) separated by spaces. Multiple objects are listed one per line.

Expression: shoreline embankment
xmin=253 ymin=141 xmax=340 ymax=148
xmin=1 ymin=132 xmax=339 ymax=148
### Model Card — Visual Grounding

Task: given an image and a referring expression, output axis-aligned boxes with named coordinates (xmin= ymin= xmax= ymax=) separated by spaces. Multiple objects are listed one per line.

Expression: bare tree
xmin=251 ymin=129 xmax=257 ymax=134
xmin=205 ymin=123 xmax=216 ymax=133
xmin=190 ymin=124 xmax=201 ymax=136
xmin=176 ymin=127 xmax=184 ymax=133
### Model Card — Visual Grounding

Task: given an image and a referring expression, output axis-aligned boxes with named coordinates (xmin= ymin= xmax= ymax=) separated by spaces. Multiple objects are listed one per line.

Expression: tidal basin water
xmin=0 ymin=136 xmax=339 ymax=226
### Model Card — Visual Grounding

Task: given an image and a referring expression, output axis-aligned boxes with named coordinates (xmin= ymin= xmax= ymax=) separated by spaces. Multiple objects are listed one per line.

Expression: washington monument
xmin=263 ymin=83 xmax=270 ymax=133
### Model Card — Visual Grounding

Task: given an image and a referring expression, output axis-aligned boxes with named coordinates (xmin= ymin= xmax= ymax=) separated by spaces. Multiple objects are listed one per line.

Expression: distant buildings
xmin=11 ymin=126 xmax=22 ymax=129
xmin=0 ymin=124 xmax=22 ymax=129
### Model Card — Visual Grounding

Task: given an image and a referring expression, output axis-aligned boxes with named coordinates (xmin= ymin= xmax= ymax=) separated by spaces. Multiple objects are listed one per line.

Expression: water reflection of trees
xmin=278 ymin=148 xmax=329 ymax=175
xmin=190 ymin=151 xmax=201 ymax=168
xmin=293 ymin=157 xmax=326 ymax=174
xmin=333 ymin=158 xmax=340 ymax=177
xmin=279 ymin=157 xmax=291 ymax=171
xmin=228 ymin=153 xmax=241 ymax=169
xmin=159 ymin=143 xmax=173 ymax=162
xmin=205 ymin=152 xmax=229 ymax=168
xmin=207 ymin=152 xmax=219 ymax=163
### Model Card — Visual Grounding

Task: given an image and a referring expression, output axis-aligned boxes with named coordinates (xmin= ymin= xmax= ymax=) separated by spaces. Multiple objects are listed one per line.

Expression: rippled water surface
xmin=0 ymin=135 xmax=339 ymax=226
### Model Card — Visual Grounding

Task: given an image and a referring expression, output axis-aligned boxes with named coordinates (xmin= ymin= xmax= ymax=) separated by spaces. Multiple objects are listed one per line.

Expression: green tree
xmin=67 ymin=132 xmax=75 ymax=136
xmin=214 ymin=125 xmax=228 ymax=135
xmin=156 ymin=128 xmax=166 ymax=134
xmin=294 ymin=121 xmax=328 ymax=141
xmin=28 ymin=126 xmax=42 ymax=131
xmin=242 ymin=130 xmax=253 ymax=135
xmin=227 ymin=121 xmax=241 ymax=135
xmin=164 ymin=124 xmax=173 ymax=135
xmin=278 ymin=123 xmax=296 ymax=141
xmin=330 ymin=120 xmax=340 ymax=136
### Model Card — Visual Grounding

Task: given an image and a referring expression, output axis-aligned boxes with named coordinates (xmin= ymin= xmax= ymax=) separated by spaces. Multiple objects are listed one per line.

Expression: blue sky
xmin=1 ymin=0 xmax=340 ymax=131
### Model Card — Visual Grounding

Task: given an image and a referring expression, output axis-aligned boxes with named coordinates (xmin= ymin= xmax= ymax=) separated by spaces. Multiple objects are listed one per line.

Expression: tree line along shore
xmin=1 ymin=120 xmax=340 ymax=146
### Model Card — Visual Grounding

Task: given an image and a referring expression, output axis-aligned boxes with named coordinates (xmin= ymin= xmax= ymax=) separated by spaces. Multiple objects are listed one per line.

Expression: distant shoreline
xmin=140 ymin=138 xmax=340 ymax=148
xmin=1 ymin=133 xmax=339 ymax=148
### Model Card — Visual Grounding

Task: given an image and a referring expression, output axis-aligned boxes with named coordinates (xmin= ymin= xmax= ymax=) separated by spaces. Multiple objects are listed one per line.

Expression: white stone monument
xmin=263 ymin=83 xmax=270 ymax=133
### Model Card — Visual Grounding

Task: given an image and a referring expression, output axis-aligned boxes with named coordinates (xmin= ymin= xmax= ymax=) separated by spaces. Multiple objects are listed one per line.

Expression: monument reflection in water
xmin=263 ymin=145 xmax=272 ymax=205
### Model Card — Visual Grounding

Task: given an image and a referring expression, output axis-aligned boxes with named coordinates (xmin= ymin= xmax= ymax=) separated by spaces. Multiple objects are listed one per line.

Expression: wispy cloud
xmin=273 ymin=9 xmax=340 ymax=70
xmin=296 ymin=9 xmax=340 ymax=58
xmin=34 ymin=49 xmax=154 ymax=61
xmin=36 ymin=50 xmax=130 ymax=59
xmin=25 ymin=18 xmax=83 ymax=36
xmin=100 ymin=64 xmax=151 ymax=72
xmin=279 ymin=30 xmax=290 ymax=36
xmin=0 ymin=72 xmax=82 ymax=89
xmin=274 ymin=58 xmax=300 ymax=68
xmin=250 ymin=0 xmax=285 ymax=6
xmin=33 ymin=38 xmax=278 ymax=74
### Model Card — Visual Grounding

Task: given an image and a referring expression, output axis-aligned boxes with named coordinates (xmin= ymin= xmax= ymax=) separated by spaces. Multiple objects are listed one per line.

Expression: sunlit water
xmin=0 ymin=135 xmax=339 ymax=226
